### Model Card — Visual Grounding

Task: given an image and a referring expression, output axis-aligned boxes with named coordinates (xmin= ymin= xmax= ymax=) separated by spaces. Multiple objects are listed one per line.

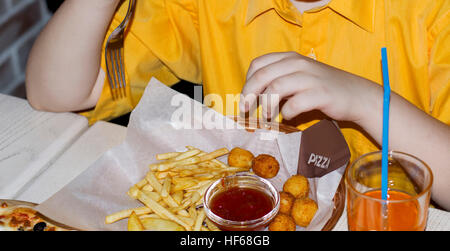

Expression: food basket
xmin=232 ymin=116 xmax=345 ymax=231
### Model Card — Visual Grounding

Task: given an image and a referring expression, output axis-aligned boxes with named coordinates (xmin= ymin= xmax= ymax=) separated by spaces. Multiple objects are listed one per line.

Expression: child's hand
xmin=240 ymin=51 xmax=380 ymax=123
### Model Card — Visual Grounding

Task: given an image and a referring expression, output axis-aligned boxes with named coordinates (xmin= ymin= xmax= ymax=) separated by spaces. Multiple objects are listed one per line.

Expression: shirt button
xmin=307 ymin=48 xmax=317 ymax=60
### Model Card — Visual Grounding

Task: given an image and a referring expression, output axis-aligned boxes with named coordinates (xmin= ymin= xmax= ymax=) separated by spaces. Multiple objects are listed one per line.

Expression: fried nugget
xmin=227 ymin=147 xmax=254 ymax=169
xmin=290 ymin=197 xmax=318 ymax=227
xmin=251 ymin=154 xmax=280 ymax=178
xmin=283 ymin=175 xmax=309 ymax=198
xmin=268 ymin=213 xmax=296 ymax=231
xmin=279 ymin=192 xmax=294 ymax=214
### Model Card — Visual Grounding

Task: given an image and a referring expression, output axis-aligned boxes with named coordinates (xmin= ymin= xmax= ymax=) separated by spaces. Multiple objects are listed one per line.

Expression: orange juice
xmin=348 ymin=189 xmax=426 ymax=231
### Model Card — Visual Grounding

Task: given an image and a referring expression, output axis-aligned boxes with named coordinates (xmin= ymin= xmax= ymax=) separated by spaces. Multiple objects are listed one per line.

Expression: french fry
xmin=171 ymin=179 xmax=198 ymax=193
xmin=149 ymin=175 xmax=180 ymax=209
xmin=172 ymin=190 xmax=184 ymax=205
xmin=141 ymin=190 xmax=161 ymax=202
xmin=184 ymin=191 xmax=201 ymax=207
xmin=188 ymin=180 xmax=214 ymax=197
xmin=145 ymin=171 xmax=163 ymax=193
xmin=193 ymin=174 xmax=217 ymax=180
xmin=172 ymin=165 xmax=201 ymax=171
xmin=171 ymin=149 xmax=201 ymax=161
xmin=194 ymin=208 xmax=206 ymax=231
xmin=152 ymin=148 xmax=229 ymax=172
xmin=105 ymin=206 xmax=152 ymax=224
xmin=108 ymin=146 xmax=250 ymax=231
xmin=128 ymin=211 xmax=145 ymax=231
xmin=184 ymin=180 xmax=213 ymax=192
xmin=127 ymin=178 xmax=149 ymax=198
xmin=186 ymin=146 xmax=228 ymax=169
xmin=161 ymin=177 xmax=171 ymax=198
xmin=156 ymin=171 xmax=170 ymax=179
xmin=141 ymin=184 xmax=154 ymax=192
xmin=197 ymin=148 xmax=229 ymax=162
xmin=179 ymin=170 xmax=195 ymax=177
xmin=150 ymin=150 xmax=201 ymax=171
xmin=205 ymin=218 xmax=221 ymax=231
xmin=177 ymin=216 xmax=195 ymax=227
xmin=178 ymin=167 xmax=222 ymax=177
xmin=137 ymin=191 xmax=192 ymax=231
xmin=150 ymin=158 xmax=195 ymax=172
xmin=158 ymin=199 xmax=168 ymax=208
xmin=172 ymin=177 xmax=197 ymax=185
xmin=135 ymin=178 xmax=148 ymax=188
xmin=162 ymin=195 xmax=180 ymax=208
xmin=176 ymin=209 xmax=190 ymax=217
xmin=188 ymin=206 xmax=197 ymax=219
xmin=138 ymin=213 xmax=161 ymax=220
xmin=140 ymin=218 xmax=185 ymax=231
xmin=156 ymin=152 xmax=181 ymax=160
xmin=180 ymin=199 xmax=192 ymax=209
xmin=127 ymin=185 xmax=140 ymax=199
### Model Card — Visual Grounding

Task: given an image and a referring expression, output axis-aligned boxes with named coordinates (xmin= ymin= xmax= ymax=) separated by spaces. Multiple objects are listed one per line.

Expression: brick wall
xmin=0 ymin=0 xmax=51 ymax=98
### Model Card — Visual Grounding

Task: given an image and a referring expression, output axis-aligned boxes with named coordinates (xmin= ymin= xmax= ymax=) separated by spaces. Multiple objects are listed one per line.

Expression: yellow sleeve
xmin=428 ymin=4 xmax=450 ymax=125
xmin=80 ymin=0 xmax=201 ymax=125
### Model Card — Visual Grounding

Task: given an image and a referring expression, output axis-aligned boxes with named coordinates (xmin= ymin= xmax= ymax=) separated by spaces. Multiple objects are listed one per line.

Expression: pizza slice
xmin=0 ymin=202 xmax=69 ymax=231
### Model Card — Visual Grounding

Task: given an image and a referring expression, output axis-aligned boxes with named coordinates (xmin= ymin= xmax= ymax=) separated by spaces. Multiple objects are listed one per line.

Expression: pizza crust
xmin=0 ymin=202 xmax=67 ymax=231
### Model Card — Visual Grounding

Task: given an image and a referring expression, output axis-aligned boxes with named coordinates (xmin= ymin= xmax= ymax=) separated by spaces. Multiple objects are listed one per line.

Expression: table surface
xmin=1 ymin=94 xmax=449 ymax=231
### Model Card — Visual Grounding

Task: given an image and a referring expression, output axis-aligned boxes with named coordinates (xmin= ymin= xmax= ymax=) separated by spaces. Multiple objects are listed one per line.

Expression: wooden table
xmin=1 ymin=93 xmax=449 ymax=231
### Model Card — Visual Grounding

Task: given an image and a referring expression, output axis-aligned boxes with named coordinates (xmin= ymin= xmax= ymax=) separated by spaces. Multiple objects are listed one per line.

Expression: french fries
xmin=105 ymin=206 xmax=152 ymax=224
xmin=140 ymin=218 xmax=185 ymax=231
xmin=106 ymin=146 xmax=248 ymax=231
xmin=128 ymin=211 xmax=145 ymax=231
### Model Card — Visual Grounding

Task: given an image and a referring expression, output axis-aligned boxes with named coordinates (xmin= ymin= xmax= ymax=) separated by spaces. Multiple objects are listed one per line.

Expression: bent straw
xmin=381 ymin=47 xmax=391 ymax=201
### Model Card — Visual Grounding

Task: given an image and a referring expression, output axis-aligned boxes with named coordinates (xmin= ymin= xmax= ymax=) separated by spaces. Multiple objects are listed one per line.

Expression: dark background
xmin=45 ymin=0 xmax=62 ymax=13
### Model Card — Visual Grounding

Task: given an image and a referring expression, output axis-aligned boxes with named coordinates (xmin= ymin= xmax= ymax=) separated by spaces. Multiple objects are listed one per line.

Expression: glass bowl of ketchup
xmin=203 ymin=173 xmax=280 ymax=231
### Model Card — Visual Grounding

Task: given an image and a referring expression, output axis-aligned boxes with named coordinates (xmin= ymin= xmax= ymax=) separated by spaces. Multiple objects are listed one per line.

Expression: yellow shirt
xmin=80 ymin=0 xmax=450 ymax=163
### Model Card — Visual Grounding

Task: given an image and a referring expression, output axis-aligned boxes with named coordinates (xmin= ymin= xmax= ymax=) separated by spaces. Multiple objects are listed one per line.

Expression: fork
xmin=105 ymin=0 xmax=136 ymax=100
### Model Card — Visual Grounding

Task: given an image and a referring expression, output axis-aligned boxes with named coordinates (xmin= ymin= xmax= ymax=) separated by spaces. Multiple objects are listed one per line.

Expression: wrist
xmin=352 ymin=78 xmax=384 ymax=131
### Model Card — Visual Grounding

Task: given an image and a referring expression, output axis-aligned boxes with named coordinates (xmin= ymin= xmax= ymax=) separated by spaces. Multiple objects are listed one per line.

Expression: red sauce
xmin=209 ymin=187 xmax=273 ymax=221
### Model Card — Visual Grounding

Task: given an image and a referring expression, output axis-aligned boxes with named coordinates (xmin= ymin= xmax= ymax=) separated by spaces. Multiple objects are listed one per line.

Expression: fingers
xmin=240 ymin=52 xmax=304 ymax=112
xmin=240 ymin=51 xmax=327 ymax=121
xmin=280 ymin=89 xmax=323 ymax=120
xmin=240 ymin=51 xmax=367 ymax=123
xmin=245 ymin=51 xmax=297 ymax=81
xmin=260 ymin=72 xmax=315 ymax=120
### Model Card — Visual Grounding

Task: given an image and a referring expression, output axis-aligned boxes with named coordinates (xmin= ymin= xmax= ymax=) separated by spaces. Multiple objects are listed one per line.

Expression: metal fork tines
xmin=105 ymin=0 xmax=136 ymax=100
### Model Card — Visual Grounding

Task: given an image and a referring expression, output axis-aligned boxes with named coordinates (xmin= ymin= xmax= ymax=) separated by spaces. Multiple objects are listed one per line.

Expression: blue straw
xmin=381 ymin=47 xmax=391 ymax=201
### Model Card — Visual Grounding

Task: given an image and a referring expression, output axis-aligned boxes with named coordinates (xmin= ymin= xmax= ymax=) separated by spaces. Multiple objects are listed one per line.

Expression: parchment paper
xmin=37 ymin=78 xmax=344 ymax=231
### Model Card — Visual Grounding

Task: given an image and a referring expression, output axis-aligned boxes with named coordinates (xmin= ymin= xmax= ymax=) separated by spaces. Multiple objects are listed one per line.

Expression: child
xmin=26 ymin=0 xmax=450 ymax=209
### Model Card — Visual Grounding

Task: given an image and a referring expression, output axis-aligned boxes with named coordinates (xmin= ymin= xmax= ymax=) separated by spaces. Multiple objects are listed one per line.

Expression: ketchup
xmin=209 ymin=187 xmax=273 ymax=221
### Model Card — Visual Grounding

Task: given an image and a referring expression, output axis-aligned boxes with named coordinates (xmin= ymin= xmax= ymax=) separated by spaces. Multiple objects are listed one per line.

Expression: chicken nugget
xmin=283 ymin=175 xmax=309 ymax=198
xmin=279 ymin=192 xmax=294 ymax=214
xmin=268 ymin=213 xmax=296 ymax=231
xmin=228 ymin=147 xmax=254 ymax=169
xmin=290 ymin=197 xmax=318 ymax=227
xmin=251 ymin=154 xmax=280 ymax=178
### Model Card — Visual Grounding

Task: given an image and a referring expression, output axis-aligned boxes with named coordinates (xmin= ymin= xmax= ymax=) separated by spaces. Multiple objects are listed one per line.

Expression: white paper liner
xmin=37 ymin=78 xmax=345 ymax=231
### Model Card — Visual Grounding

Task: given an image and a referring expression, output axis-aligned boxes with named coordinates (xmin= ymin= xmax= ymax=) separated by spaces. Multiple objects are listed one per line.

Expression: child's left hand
xmin=240 ymin=51 xmax=381 ymax=124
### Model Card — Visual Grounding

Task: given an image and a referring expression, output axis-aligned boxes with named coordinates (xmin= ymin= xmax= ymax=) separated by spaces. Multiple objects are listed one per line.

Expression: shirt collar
xmin=328 ymin=0 xmax=375 ymax=32
xmin=245 ymin=0 xmax=299 ymax=25
xmin=245 ymin=0 xmax=375 ymax=33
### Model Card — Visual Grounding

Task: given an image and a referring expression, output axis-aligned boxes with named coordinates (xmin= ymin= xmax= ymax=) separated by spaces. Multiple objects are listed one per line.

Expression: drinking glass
xmin=345 ymin=151 xmax=433 ymax=231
